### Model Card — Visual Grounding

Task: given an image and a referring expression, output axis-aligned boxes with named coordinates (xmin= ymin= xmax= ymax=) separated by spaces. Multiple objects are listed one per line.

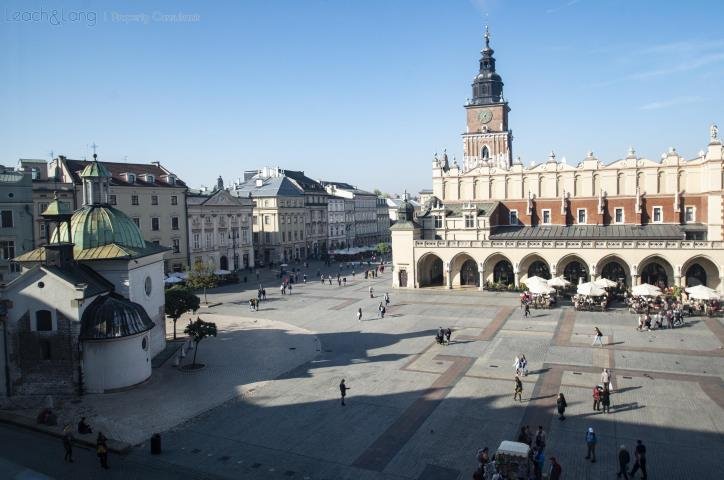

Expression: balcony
xmin=413 ymin=239 xmax=723 ymax=250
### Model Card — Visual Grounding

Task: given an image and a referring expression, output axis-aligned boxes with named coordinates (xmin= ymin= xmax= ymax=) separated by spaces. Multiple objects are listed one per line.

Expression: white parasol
xmin=528 ymin=283 xmax=556 ymax=294
xmin=214 ymin=269 xmax=232 ymax=276
xmin=594 ymin=277 xmax=618 ymax=288
xmin=547 ymin=276 xmax=571 ymax=288
xmin=525 ymin=276 xmax=549 ymax=286
xmin=164 ymin=276 xmax=184 ymax=284
xmin=577 ymin=282 xmax=606 ymax=297
xmin=631 ymin=283 xmax=662 ymax=297
xmin=685 ymin=284 xmax=720 ymax=300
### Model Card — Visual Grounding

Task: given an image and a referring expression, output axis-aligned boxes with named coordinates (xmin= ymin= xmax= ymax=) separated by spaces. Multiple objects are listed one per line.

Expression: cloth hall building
xmin=391 ymin=28 xmax=724 ymax=293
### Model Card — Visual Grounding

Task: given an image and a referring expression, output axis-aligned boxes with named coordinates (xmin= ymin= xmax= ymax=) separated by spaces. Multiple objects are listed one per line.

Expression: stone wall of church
xmin=10 ymin=310 xmax=79 ymax=396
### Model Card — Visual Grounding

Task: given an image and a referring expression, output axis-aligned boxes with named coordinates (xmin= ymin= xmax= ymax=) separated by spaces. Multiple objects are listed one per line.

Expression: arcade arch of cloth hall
xmin=405 ymin=244 xmax=724 ymax=293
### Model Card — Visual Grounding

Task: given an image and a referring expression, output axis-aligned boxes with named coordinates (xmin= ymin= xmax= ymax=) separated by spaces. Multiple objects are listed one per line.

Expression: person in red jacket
xmin=549 ymin=456 xmax=562 ymax=480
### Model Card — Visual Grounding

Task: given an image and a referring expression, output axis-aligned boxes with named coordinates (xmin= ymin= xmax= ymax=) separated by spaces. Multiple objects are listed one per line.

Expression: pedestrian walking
xmin=513 ymin=355 xmax=521 ymax=375
xmin=328 ymin=277 xmax=332 ymax=285
xmin=629 ymin=440 xmax=647 ymax=479
xmin=519 ymin=354 xmax=528 ymax=376
xmin=524 ymin=303 xmax=531 ymax=318
xmin=514 ymin=375 xmax=523 ymax=402
xmin=338 ymin=278 xmax=342 ymax=286
xmin=617 ymin=444 xmax=631 ymax=479
xmin=592 ymin=326 xmax=604 ymax=347
xmin=444 ymin=327 xmax=452 ymax=344
xmin=288 ymin=283 xmax=293 ymax=294
xmin=357 ymin=307 xmax=362 ymax=322
xmin=556 ymin=393 xmax=567 ymax=420
xmin=601 ymin=386 xmax=611 ymax=414
xmin=96 ymin=432 xmax=109 ymax=469
xmin=343 ymin=277 xmax=347 ymax=285
xmin=262 ymin=288 xmax=266 ymax=300
xmin=601 ymin=368 xmax=611 ymax=390
xmin=593 ymin=385 xmax=602 ymax=411
xmin=533 ymin=447 xmax=544 ymax=480
xmin=548 ymin=457 xmax=562 ymax=480
xmin=369 ymin=286 xmax=374 ymax=298
xmin=62 ymin=425 xmax=74 ymax=462
xmin=534 ymin=426 xmax=546 ymax=451
xmin=384 ymin=292 xmax=390 ymax=305
xmin=339 ymin=379 xmax=350 ymax=406
xmin=585 ymin=427 xmax=597 ymax=463
xmin=378 ymin=302 xmax=384 ymax=319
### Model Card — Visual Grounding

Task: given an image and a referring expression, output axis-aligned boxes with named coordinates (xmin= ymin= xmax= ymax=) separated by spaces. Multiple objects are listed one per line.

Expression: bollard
xmin=151 ymin=433 xmax=162 ymax=454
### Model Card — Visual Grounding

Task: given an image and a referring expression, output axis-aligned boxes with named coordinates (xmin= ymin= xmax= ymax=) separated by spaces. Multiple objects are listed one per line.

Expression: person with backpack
xmin=585 ymin=427 xmax=597 ymax=462
xmin=617 ymin=444 xmax=631 ymax=479
xmin=514 ymin=375 xmax=523 ymax=402
xmin=556 ymin=393 xmax=567 ymax=420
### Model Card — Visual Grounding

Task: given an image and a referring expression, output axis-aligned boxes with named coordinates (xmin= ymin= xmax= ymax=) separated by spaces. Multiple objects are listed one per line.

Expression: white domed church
xmin=0 ymin=154 xmax=168 ymax=396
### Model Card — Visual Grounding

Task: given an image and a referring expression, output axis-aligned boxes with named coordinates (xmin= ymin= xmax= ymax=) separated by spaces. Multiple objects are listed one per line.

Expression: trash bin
xmin=151 ymin=433 xmax=162 ymax=455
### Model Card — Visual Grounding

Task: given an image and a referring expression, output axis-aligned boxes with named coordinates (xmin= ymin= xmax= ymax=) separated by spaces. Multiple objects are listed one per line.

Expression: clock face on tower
xmin=478 ymin=109 xmax=493 ymax=124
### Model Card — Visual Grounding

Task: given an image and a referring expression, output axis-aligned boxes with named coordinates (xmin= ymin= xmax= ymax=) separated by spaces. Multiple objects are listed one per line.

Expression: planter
xmin=178 ymin=363 xmax=206 ymax=373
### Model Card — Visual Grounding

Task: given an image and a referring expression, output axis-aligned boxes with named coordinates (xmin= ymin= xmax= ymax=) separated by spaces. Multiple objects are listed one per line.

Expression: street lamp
xmin=228 ymin=229 xmax=239 ymax=271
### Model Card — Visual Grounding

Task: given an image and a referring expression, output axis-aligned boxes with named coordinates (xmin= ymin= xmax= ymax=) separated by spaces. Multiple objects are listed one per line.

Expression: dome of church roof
xmin=80 ymin=293 xmax=155 ymax=340
xmin=51 ymin=204 xmax=146 ymax=252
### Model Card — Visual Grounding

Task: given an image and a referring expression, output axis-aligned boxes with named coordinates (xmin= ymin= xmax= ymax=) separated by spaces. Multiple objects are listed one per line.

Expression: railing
xmin=413 ymin=239 xmax=724 ymax=249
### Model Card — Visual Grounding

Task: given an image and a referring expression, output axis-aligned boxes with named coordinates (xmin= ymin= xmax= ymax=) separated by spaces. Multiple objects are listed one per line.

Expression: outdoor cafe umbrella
xmin=529 ymin=282 xmax=556 ymax=295
xmin=547 ymin=276 xmax=571 ymax=288
xmin=214 ymin=269 xmax=231 ymax=276
xmin=594 ymin=277 xmax=618 ymax=288
xmin=525 ymin=276 xmax=548 ymax=286
xmin=577 ymin=282 xmax=606 ymax=297
xmin=685 ymin=284 xmax=721 ymax=300
xmin=164 ymin=276 xmax=184 ymax=285
xmin=631 ymin=283 xmax=662 ymax=297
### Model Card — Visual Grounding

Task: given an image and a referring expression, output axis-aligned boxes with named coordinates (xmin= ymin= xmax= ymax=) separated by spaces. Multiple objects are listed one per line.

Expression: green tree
xmin=184 ymin=317 xmax=218 ymax=367
xmin=165 ymin=286 xmax=200 ymax=340
xmin=186 ymin=261 xmax=217 ymax=304
xmin=375 ymin=242 xmax=390 ymax=255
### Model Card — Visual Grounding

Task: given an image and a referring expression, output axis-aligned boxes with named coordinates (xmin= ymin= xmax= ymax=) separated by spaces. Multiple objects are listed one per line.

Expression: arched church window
xmin=481 ymin=146 xmax=490 ymax=159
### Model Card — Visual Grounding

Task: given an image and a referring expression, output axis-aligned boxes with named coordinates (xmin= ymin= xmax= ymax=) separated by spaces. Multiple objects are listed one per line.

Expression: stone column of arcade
xmin=445 ymin=262 xmax=452 ymax=289
xmin=478 ymin=262 xmax=485 ymax=291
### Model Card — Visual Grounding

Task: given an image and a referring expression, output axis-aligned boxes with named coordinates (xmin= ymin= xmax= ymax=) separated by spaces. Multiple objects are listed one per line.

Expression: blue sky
xmin=2 ymin=0 xmax=723 ymax=194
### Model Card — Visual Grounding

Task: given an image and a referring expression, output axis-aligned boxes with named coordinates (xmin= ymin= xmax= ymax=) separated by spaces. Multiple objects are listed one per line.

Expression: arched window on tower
xmin=481 ymin=146 xmax=490 ymax=160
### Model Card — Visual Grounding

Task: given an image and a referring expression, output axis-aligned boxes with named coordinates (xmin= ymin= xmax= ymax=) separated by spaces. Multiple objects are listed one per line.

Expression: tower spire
xmin=471 ymin=25 xmax=503 ymax=105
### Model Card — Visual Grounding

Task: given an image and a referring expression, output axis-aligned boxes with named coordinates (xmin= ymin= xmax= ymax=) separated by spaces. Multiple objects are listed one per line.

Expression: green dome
xmin=52 ymin=205 xmax=146 ymax=252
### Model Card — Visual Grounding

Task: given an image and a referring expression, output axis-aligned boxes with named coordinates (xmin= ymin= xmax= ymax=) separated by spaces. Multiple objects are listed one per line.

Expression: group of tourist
xmin=435 ymin=326 xmax=453 ymax=345
xmin=573 ymin=294 xmax=608 ymax=311
xmin=58 ymin=416 xmax=110 ymax=470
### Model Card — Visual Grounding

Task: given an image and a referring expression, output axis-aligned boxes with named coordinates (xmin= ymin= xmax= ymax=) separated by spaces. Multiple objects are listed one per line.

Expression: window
xmin=38 ymin=202 xmax=48 ymax=215
xmin=280 ymin=216 xmax=285 ymax=224
xmin=264 ymin=215 xmax=270 ymax=225
xmin=171 ymin=195 xmax=178 ymax=206
xmin=132 ymin=217 xmax=140 ymax=227
xmin=652 ymin=207 xmax=663 ymax=223
xmin=684 ymin=206 xmax=695 ymax=223
xmin=171 ymin=217 xmax=179 ymax=230
xmin=614 ymin=208 xmax=624 ymax=224
xmin=172 ymin=239 xmax=180 ymax=253
xmin=252 ymin=216 xmax=258 ymax=225
xmin=35 ymin=310 xmax=52 ymax=331
xmin=0 ymin=240 xmax=15 ymax=259
xmin=509 ymin=210 xmax=518 ymax=225
xmin=151 ymin=217 xmax=160 ymax=231
xmin=151 ymin=195 xmax=159 ymax=205
xmin=577 ymin=208 xmax=587 ymax=224
xmin=1 ymin=210 xmax=13 ymax=228
xmin=282 ymin=231 xmax=286 ymax=242
xmin=39 ymin=222 xmax=47 ymax=239
xmin=293 ymin=231 xmax=298 ymax=240
xmin=265 ymin=232 xmax=271 ymax=243
xmin=131 ymin=195 xmax=139 ymax=205
xmin=434 ymin=215 xmax=443 ymax=228
xmin=193 ymin=233 xmax=200 ymax=249
xmin=464 ymin=214 xmax=475 ymax=228
xmin=152 ymin=240 xmax=160 ymax=245
xmin=109 ymin=194 xmax=117 ymax=205
xmin=206 ymin=232 xmax=213 ymax=248
xmin=542 ymin=209 xmax=551 ymax=225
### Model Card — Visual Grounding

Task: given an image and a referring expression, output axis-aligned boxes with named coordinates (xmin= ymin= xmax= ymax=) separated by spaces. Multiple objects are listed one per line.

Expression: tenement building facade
xmin=391 ymin=28 xmax=724 ymax=293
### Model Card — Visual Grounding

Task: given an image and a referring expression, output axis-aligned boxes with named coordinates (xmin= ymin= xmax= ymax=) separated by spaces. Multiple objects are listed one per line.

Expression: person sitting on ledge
xmin=77 ymin=417 xmax=93 ymax=435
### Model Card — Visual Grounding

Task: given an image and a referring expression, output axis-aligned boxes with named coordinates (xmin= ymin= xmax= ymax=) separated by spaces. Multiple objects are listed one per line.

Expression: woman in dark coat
xmin=556 ymin=393 xmax=567 ymax=420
